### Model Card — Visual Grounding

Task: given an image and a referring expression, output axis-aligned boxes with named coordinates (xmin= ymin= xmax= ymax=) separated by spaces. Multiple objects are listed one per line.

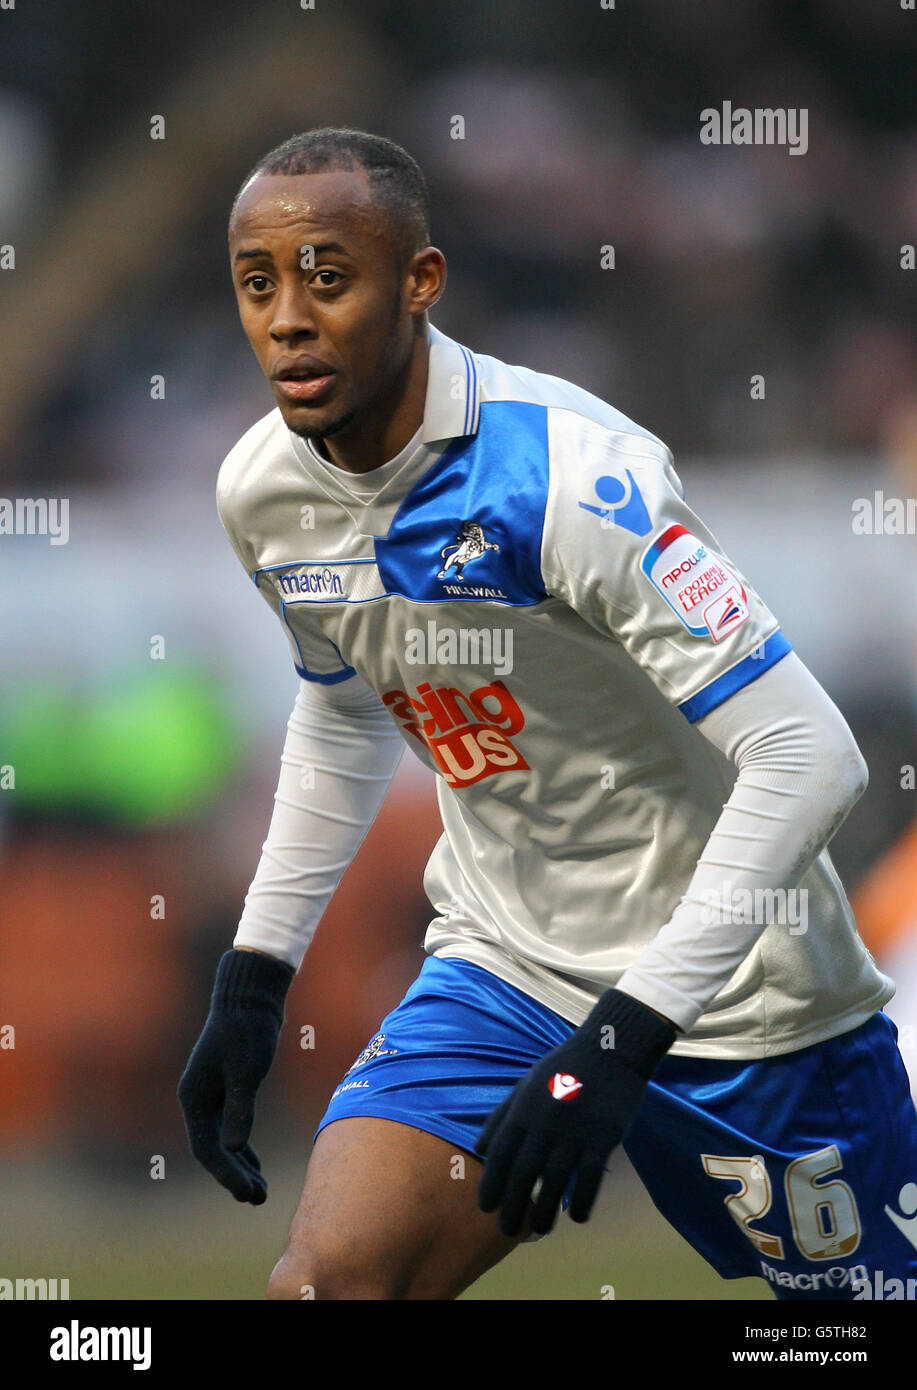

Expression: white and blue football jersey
xmin=217 ymin=325 xmax=892 ymax=1058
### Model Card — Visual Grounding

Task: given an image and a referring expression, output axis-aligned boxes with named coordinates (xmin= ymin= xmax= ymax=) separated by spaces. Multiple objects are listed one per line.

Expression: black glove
xmin=476 ymin=990 xmax=676 ymax=1236
xmin=178 ymin=948 xmax=294 ymax=1204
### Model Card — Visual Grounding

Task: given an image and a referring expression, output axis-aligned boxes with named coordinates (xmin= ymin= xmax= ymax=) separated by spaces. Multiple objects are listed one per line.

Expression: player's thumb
xmin=220 ymin=1084 xmax=257 ymax=1153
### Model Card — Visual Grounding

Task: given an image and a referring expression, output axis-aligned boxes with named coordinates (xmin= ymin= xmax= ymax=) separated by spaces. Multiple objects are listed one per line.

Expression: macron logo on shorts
xmin=549 ymin=1072 xmax=583 ymax=1100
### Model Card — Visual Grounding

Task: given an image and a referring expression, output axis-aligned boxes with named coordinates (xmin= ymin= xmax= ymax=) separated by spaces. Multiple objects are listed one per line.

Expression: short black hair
xmin=230 ymin=127 xmax=431 ymax=268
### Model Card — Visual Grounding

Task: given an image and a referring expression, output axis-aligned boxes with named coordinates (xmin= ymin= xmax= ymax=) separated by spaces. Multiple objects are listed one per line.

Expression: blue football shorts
xmin=315 ymin=955 xmax=917 ymax=1300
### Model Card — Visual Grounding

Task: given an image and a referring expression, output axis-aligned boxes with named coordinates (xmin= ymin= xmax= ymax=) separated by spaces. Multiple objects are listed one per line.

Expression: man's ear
xmin=408 ymin=246 xmax=447 ymax=315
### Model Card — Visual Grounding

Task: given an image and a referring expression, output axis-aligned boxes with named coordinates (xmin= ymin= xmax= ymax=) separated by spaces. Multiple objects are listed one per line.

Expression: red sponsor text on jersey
xmin=382 ymin=679 xmax=529 ymax=787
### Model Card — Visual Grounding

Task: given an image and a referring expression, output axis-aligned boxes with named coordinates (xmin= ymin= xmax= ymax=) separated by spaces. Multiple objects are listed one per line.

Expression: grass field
xmin=0 ymin=1149 xmax=770 ymax=1301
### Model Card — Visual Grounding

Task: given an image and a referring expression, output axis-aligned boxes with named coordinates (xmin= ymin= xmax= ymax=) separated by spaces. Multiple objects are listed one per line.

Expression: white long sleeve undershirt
xmin=615 ymin=652 xmax=868 ymax=1030
xmin=233 ymin=676 xmax=404 ymax=968
xmin=233 ymin=653 xmax=868 ymax=1034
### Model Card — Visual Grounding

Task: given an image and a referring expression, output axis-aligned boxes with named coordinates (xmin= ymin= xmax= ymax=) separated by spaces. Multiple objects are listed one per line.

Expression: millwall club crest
xmin=437 ymin=521 xmax=500 ymax=581
xmin=345 ymin=1032 xmax=398 ymax=1073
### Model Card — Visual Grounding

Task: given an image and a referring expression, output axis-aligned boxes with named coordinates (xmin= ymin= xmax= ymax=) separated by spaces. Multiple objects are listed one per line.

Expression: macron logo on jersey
xmin=885 ymin=1182 xmax=917 ymax=1254
xmin=269 ymin=560 xmax=385 ymax=605
xmin=549 ymin=1072 xmax=583 ymax=1100
xmin=578 ymin=470 xmax=652 ymax=537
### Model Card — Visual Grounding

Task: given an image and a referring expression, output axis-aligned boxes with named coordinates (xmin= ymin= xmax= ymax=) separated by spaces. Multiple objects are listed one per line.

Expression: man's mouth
xmin=273 ymin=357 xmax=338 ymax=403
xmin=275 ymin=373 xmax=336 ymax=402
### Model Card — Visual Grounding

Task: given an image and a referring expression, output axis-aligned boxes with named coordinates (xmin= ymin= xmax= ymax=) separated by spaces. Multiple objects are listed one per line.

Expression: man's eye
xmin=313 ymin=269 xmax=342 ymax=287
xmin=244 ymin=275 xmax=271 ymax=292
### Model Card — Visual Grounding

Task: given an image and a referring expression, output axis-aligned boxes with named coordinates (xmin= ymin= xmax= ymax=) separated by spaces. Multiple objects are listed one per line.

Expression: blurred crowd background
xmin=0 ymin=0 xmax=915 ymax=1299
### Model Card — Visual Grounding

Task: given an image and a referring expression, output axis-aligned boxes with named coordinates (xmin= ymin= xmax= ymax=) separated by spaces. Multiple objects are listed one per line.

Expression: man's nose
xmin=270 ymin=281 xmax=317 ymax=340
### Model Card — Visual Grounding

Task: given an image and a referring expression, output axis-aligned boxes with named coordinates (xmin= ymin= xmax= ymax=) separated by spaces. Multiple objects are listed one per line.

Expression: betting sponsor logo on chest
xmin=382 ymin=678 xmax=530 ymax=787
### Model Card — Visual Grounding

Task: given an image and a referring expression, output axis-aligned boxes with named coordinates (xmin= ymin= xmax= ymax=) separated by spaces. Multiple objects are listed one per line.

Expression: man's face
xmin=229 ymin=169 xmax=421 ymax=440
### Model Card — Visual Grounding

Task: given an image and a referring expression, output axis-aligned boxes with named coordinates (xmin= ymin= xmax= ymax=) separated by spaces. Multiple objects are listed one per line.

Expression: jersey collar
xmin=283 ymin=323 xmax=481 ymax=537
xmin=423 ymin=323 xmax=481 ymax=443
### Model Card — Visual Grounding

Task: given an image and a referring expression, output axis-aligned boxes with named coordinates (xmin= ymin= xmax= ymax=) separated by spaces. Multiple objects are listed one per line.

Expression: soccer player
xmin=179 ymin=128 xmax=917 ymax=1302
